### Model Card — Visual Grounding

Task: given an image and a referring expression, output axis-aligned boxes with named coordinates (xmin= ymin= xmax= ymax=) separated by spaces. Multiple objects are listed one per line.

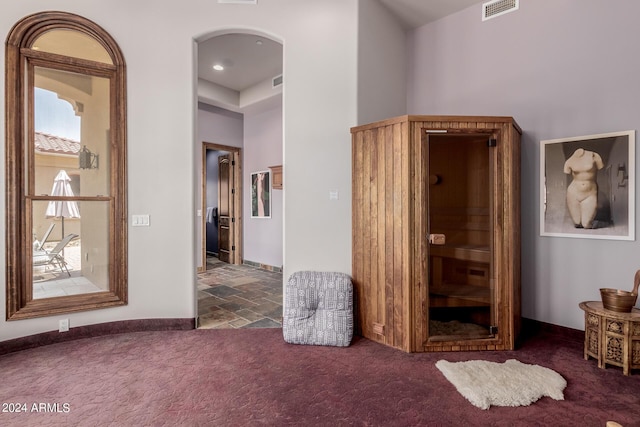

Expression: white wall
xmin=281 ymin=2 xmax=358 ymax=278
xmin=1 ymin=0 xmax=358 ymax=341
xmin=357 ymin=0 xmax=407 ymax=124
xmin=407 ymin=0 xmax=640 ymax=329
xmin=243 ymin=102 xmax=283 ymax=268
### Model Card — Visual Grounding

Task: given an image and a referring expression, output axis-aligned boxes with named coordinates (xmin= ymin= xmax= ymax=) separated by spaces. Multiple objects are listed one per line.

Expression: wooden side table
xmin=579 ymin=301 xmax=640 ymax=375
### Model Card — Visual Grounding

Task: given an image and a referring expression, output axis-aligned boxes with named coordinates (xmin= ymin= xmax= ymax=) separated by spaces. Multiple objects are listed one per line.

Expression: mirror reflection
xmin=33 ymin=66 xmax=111 ymax=197
xmin=6 ymin=11 xmax=128 ymax=320
xmin=31 ymin=64 xmax=111 ymax=299
xmin=32 ymin=200 xmax=110 ymax=299
xmin=32 ymin=29 xmax=114 ymax=64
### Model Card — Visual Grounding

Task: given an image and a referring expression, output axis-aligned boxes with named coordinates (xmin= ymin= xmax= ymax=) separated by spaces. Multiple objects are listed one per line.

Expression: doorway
xmin=425 ymin=132 xmax=496 ymax=341
xmin=195 ymin=30 xmax=284 ymax=328
xmin=200 ymin=142 xmax=242 ymax=272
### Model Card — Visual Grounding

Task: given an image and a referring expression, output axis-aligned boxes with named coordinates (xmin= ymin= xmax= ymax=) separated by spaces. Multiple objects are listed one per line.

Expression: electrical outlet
xmin=59 ymin=319 xmax=69 ymax=332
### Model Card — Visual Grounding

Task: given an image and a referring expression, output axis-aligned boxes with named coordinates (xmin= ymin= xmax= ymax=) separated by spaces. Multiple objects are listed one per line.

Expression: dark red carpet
xmin=0 ymin=327 xmax=638 ymax=426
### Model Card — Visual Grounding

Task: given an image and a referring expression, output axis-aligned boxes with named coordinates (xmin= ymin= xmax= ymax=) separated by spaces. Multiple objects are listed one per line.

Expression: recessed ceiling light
xmin=213 ymin=64 xmax=224 ymax=71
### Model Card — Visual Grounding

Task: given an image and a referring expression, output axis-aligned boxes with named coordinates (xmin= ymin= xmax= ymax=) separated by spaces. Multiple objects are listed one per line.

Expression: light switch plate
xmin=132 ymin=214 xmax=150 ymax=226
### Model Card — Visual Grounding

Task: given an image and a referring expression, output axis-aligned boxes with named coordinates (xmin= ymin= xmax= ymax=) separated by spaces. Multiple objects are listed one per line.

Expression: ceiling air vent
xmin=272 ymin=74 xmax=283 ymax=88
xmin=218 ymin=0 xmax=257 ymax=4
xmin=482 ymin=0 xmax=518 ymax=21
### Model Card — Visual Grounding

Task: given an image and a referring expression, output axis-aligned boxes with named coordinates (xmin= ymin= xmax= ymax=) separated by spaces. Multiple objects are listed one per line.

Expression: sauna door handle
xmin=428 ymin=234 xmax=446 ymax=245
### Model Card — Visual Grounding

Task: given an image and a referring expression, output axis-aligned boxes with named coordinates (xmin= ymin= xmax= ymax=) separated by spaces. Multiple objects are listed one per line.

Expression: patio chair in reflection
xmin=34 ymin=223 xmax=55 ymax=251
xmin=33 ymin=233 xmax=79 ymax=276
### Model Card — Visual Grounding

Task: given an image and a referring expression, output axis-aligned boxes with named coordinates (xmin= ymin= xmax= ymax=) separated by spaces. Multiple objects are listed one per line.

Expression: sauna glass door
xmin=426 ymin=133 xmax=495 ymax=341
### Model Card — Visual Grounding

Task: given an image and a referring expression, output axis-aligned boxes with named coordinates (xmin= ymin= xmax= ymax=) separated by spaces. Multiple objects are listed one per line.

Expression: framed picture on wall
xmin=540 ymin=130 xmax=635 ymax=240
xmin=251 ymin=170 xmax=271 ymax=218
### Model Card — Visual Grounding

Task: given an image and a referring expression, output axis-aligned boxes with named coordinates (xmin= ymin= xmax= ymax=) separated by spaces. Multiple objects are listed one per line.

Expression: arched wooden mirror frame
xmin=5 ymin=11 xmax=127 ymax=320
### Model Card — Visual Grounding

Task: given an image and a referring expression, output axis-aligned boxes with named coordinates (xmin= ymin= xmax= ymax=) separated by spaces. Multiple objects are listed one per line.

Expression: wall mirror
xmin=5 ymin=11 xmax=127 ymax=320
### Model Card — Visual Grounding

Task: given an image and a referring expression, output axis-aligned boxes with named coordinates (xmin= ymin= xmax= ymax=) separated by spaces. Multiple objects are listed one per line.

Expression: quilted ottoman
xmin=283 ymin=271 xmax=353 ymax=347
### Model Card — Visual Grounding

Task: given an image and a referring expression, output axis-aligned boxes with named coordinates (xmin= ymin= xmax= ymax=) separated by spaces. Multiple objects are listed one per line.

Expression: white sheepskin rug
xmin=435 ymin=359 xmax=567 ymax=410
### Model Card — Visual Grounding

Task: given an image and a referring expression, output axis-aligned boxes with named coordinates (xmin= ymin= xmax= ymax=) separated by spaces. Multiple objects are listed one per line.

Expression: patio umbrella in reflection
xmin=45 ymin=170 xmax=80 ymax=240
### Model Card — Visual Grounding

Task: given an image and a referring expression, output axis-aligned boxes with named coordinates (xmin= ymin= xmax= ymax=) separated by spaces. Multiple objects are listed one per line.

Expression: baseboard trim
xmin=0 ymin=318 xmax=195 ymax=356
xmin=1 ymin=317 xmax=582 ymax=356
xmin=243 ymin=259 xmax=283 ymax=273
xmin=521 ymin=317 xmax=583 ymax=344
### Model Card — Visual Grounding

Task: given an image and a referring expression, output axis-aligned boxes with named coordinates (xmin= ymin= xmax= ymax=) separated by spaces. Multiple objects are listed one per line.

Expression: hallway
xmin=197 ymin=257 xmax=283 ymax=329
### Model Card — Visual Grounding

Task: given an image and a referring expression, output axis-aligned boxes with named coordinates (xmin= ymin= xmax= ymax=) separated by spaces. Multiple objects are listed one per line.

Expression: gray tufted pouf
xmin=283 ymin=271 xmax=353 ymax=347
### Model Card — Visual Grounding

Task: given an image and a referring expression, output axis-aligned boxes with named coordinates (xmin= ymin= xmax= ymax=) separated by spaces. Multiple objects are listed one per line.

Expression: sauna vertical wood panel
xmin=351 ymin=120 xmax=413 ymax=350
xmin=352 ymin=129 xmax=365 ymax=336
xmin=383 ymin=125 xmax=396 ymax=346
xmin=410 ymin=120 xmax=428 ymax=352
xmin=351 ymin=118 xmax=412 ymax=351
xmin=351 ymin=115 xmax=521 ymax=353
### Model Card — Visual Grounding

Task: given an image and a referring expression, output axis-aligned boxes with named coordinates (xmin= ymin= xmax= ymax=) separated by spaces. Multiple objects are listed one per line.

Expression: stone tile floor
xmin=197 ymin=256 xmax=283 ymax=329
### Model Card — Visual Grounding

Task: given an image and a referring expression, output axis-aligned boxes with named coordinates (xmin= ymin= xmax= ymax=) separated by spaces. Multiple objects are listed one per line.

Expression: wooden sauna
xmin=351 ymin=115 xmax=521 ymax=352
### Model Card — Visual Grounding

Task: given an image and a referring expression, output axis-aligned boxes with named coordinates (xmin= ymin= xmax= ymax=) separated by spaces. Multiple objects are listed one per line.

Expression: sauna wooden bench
xmin=579 ymin=301 xmax=640 ymax=376
xmin=429 ymin=244 xmax=491 ymax=306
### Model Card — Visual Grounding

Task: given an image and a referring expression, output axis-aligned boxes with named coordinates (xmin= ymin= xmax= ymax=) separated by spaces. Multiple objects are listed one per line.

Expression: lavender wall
xmin=198 ymin=103 xmax=244 ymax=148
xmin=407 ymin=0 xmax=640 ymax=329
xmin=243 ymin=101 xmax=283 ymax=269
xmin=197 ymin=103 xmax=243 ymax=269
xmin=198 ymin=99 xmax=282 ymax=270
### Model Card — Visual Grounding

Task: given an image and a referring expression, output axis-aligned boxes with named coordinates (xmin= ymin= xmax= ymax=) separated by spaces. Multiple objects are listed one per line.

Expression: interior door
xmin=218 ymin=154 xmax=235 ymax=263
xmin=426 ymin=132 xmax=496 ymax=341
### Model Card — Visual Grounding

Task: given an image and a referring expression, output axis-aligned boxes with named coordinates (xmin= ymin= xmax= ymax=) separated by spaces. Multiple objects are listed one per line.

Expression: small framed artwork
xmin=251 ymin=170 xmax=271 ymax=218
xmin=540 ymin=130 xmax=635 ymax=240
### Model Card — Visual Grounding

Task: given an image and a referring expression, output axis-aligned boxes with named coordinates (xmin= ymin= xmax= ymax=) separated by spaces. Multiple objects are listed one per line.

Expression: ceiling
xmin=379 ymin=0 xmax=483 ymax=29
xmin=198 ymin=33 xmax=282 ymax=92
xmin=198 ymin=0 xmax=483 ymax=103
